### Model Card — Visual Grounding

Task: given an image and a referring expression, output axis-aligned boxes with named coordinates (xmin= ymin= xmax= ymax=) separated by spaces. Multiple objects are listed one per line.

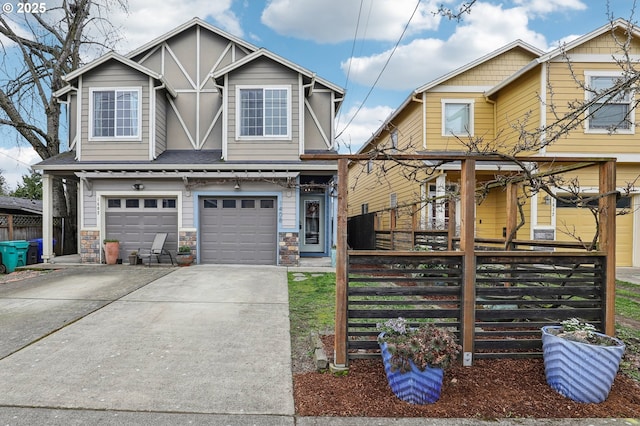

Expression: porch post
xmin=42 ymin=173 xmax=54 ymax=263
xmin=460 ymin=158 xmax=476 ymax=366
xmin=599 ymin=160 xmax=616 ymax=336
xmin=333 ymin=158 xmax=349 ymax=369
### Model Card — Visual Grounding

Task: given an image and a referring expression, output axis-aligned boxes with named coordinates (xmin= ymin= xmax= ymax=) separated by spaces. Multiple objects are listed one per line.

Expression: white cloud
xmin=336 ymin=105 xmax=395 ymax=153
xmin=107 ymin=0 xmax=242 ymax=54
xmin=514 ymin=0 xmax=587 ymax=15
xmin=262 ymin=0 xmax=442 ymax=43
xmin=343 ymin=2 xmax=551 ymax=91
xmin=0 ymin=146 xmax=40 ymax=191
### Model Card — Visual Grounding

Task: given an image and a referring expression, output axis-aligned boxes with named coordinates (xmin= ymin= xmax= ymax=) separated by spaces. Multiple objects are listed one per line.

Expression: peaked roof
xmin=55 ymin=52 xmax=177 ymax=98
xmin=126 ymin=17 xmax=259 ymax=60
xmin=486 ymin=18 xmax=640 ymax=97
xmin=356 ymin=40 xmax=543 ymax=154
xmin=212 ymin=48 xmax=345 ymax=95
xmin=415 ymin=40 xmax=544 ymax=94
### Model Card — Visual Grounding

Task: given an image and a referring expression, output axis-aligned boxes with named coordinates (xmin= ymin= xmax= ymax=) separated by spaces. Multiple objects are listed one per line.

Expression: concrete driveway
xmin=0 ymin=264 xmax=294 ymax=424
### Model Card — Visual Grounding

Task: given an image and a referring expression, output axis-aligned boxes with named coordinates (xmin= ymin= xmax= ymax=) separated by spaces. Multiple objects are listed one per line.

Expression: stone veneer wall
xmin=279 ymin=232 xmax=299 ymax=266
xmin=179 ymin=230 xmax=197 ymax=262
xmin=80 ymin=230 xmax=101 ymax=264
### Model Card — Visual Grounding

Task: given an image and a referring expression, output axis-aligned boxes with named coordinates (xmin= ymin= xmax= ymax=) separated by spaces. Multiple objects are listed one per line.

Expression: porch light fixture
xmin=132 ymin=183 xmax=144 ymax=191
xmin=543 ymin=195 xmax=551 ymax=205
xmin=234 ymin=180 xmax=240 ymax=190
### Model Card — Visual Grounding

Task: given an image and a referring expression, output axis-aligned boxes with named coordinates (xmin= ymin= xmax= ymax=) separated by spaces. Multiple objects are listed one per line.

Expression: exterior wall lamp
xmin=132 ymin=183 xmax=144 ymax=190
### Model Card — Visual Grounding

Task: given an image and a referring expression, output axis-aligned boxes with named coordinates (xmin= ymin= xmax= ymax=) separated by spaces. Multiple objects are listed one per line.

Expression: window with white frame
xmin=237 ymin=86 xmax=290 ymax=138
xmin=585 ymin=72 xmax=633 ymax=133
xmin=90 ymin=88 xmax=141 ymax=139
xmin=442 ymin=99 xmax=474 ymax=136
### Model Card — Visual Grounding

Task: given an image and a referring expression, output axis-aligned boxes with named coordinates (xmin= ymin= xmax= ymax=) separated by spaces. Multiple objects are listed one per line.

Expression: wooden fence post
xmin=599 ymin=160 xmax=616 ymax=336
xmin=333 ymin=158 xmax=349 ymax=370
xmin=460 ymin=159 xmax=476 ymax=366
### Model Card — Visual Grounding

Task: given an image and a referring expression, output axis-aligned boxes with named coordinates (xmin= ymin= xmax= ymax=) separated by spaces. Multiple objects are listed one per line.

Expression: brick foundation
xmin=279 ymin=232 xmax=299 ymax=266
xmin=80 ymin=230 xmax=101 ymax=264
xmin=179 ymin=230 xmax=197 ymax=263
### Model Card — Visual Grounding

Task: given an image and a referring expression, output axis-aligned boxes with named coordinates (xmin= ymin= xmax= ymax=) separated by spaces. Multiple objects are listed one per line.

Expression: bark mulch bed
xmin=293 ymin=337 xmax=640 ymax=418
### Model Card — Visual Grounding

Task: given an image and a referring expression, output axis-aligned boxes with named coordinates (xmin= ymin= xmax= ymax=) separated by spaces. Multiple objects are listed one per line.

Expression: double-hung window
xmin=585 ymin=72 xmax=633 ymax=133
xmin=90 ymin=88 xmax=141 ymax=140
xmin=442 ymin=99 xmax=474 ymax=136
xmin=237 ymin=86 xmax=290 ymax=139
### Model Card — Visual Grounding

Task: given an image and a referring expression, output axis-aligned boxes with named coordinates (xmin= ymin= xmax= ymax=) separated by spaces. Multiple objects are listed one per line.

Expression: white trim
xmin=149 ymin=76 xmax=155 ymax=160
xmin=76 ymin=77 xmax=82 ymax=160
xmin=196 ymin=25 xmax=201 ymax=147
xmin=552 ymin=54 xmax=640 ymax=63
xmin=539 ymin=63 xmax=547 ymax=155
xmin=88 ymin=87 xmax=143 ymax=142
xmin=583 ymin=70 xmax=635 ymax=135
xmin=535 ymin=152 xmax=640 ymax=162
xmin=165 ymin=45 xmax=197 ymax=90
xmin=201 ymin=42 xmax=233 ymax=90
xmin=330 ymin=91 xmax=335 ymax=149
xmin=235 ymin=85 xmax=292 ymax=141
xmin=633 ymin=195 xmax=640 ymax=266
xmin=202 ymin=105 xmax=223 ymax=148
xmin=422 ymin=91 xmax=427 ymax=149
xmin=222 ymin=74 xmax=229 ymax=159
xmin=299 ymin=74 xmax=304 ymax=156
xmin=42 ymin=174 xmax=53 ymax=262
xmin=441 ymin=99 xmax=474 ymax=136
xmin=428 ymin=86 xmax=493 ymax=93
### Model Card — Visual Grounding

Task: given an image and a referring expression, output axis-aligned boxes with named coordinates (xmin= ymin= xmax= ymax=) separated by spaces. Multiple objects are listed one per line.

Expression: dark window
xmin=126 ymin=199 xmax=139 ymax=208
xmin=203 ymin=199 xmax=217 ymax=208
xmin=557 ymin=194 xmax=631 ymax=209
xmin=222 ymin=199 xmax=236 ymax=208
xmin=144 ymin=199 xmax=157 ymax=208
xmin=163 ymin=199 xmax=176 ymax=208
xmin=241 ymin=199 xmax=255 ymax=208
xmin=107 ymin=199 xmax=121 ymax=208
xmin=361 ymin=203 xmax=369 ymax=214
xmin=260 ymin=199 xmax=275 ymax=208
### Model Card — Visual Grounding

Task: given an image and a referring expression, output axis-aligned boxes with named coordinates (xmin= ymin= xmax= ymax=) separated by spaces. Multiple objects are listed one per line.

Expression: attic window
xmin=90 ymin=87 xmax=141 ymax=140
xmin=237 ymin=86 xmax=291 ymax=139
xmin=442 ymin=99 xmax=474 ymax=136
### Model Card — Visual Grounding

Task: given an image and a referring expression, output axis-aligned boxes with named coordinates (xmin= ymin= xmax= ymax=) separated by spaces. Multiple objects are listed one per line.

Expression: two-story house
xmin=35 ymin=18 xmax=343 ymax=266
xmin=349 ymin=19 xmax=640 ymax=266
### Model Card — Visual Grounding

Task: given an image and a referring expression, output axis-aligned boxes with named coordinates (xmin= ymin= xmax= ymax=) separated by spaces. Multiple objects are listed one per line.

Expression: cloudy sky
xmin=0 ymin=0 xmax=635 ymax=189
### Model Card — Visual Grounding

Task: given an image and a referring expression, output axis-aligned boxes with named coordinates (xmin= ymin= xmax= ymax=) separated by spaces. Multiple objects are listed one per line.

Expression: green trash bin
xmin=0 ymin=240 xmax=30 ymax=273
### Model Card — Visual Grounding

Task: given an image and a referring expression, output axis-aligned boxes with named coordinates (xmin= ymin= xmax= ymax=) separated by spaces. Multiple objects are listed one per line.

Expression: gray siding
xmin=80 ymin=61 xmax=150 ymax=161
xmin=305 ymin=90 xmax=333 ymax=151
xmin=226 ymin=57 xmax=300 ymax=161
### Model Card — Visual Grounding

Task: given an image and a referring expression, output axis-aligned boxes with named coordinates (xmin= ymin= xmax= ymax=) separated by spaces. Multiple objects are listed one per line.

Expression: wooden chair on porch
xmin=137 ymin=233 xmax=175 ymax=266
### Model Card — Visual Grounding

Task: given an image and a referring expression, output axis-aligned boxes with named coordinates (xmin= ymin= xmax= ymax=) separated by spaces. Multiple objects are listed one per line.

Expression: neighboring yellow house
xmin=349 ymin=19 xmax=640 ymax=266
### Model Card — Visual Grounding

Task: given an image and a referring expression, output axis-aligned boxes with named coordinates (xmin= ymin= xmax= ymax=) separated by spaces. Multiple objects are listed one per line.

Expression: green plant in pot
xmin=541 ymin=318 xmax=625 ymax=403
xmin=176 ymin=245 xmax=194 ymax=266
xmin=377 ymin=317 xmax=461 ymax=404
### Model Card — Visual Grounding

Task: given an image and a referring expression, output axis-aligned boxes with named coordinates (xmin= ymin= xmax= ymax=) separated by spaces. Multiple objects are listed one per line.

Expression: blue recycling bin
xmin=30 ymin=238 xmax=56 ymax=263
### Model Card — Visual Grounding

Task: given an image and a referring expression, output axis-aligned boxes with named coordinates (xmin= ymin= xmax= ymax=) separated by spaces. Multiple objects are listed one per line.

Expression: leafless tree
xmin=0 ymin=0 xmax=127 ymax=253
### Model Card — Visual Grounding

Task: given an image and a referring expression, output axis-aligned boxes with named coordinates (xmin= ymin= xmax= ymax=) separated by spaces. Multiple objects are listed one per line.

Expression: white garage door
xmin=105 ymin=197 xmax=178 ymax=258
xmin=199 ymin=197 xmax=277 ymax=265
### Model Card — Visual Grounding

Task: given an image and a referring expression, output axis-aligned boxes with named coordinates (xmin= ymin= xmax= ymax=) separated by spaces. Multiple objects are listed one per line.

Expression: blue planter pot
xmin=379 ymin=337 xmax=444 ymax=404
xmin=541 ymin=326 xmax=625 ymax=403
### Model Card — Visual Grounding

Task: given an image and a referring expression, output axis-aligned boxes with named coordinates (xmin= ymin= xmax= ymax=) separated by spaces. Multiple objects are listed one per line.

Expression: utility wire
xmin=336 ymin=0 xmax=421 ymax=139
xmin=337 ymin=0 xmax=365 ymax=130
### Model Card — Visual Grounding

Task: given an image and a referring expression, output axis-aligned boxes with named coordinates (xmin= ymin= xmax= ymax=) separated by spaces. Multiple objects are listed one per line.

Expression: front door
xmin=300 ymin=195 xmax=324 ymax=253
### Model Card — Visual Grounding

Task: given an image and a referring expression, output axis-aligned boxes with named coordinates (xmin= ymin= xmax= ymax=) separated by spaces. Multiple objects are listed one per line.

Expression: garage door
xmin=105 ymin=197 xmax=178 ymax=258
xmin=199 ymin=197 xmax=277 ymax=265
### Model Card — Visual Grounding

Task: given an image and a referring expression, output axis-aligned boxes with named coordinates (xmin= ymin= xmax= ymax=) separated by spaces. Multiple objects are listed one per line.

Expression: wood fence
xmin=347 ymin=251 xmax=606 ymax=361
xmin=0 ymin=214 xmax=63 ymax=256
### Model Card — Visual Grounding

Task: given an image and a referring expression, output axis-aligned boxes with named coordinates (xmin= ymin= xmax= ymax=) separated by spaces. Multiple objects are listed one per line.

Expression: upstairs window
xmin=90 ymin=88 xmax=141 ymax=139
xmin=442 ymin=99 xmax=474 ymax=136
xmin=238 ymin=86 xmax=290 ymax=139
xmin=585 ymin=72 xmax=633 ymax=133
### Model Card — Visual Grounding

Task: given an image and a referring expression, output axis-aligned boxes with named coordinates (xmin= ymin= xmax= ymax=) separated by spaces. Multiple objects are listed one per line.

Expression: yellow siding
xmin=569 ymin=29 xmax=637 ymax=55
xmin=446 ymin=48 xmax=538 ymax=86
xmin=425 ymin=92 xmax=495 ymax=151
xmin=492 ymin=67 xmax=541 ymax=155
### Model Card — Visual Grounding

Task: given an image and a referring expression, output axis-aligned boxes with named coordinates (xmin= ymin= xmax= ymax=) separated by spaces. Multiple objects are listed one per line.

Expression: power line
xmin=336 ymin=0 xmax=422 ymax=139
xmin=337 ymin=0 xmax=365 ymax=131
